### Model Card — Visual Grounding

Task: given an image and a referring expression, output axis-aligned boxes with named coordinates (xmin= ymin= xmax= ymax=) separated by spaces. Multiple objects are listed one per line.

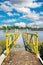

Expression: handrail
xmin=6 ymin=32 xmax=20 ymax=56
xmin=22 ymin=32 xmax=38 ymax=57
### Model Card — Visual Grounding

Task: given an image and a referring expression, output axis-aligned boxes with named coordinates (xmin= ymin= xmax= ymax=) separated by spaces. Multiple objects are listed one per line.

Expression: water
xmin=0 ymin=30 xmax=43 ymax=42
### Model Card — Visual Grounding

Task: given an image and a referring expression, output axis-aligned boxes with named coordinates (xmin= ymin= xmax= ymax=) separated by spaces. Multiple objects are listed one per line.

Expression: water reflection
xmin=0 ymin=30 xmax=43 ymax=42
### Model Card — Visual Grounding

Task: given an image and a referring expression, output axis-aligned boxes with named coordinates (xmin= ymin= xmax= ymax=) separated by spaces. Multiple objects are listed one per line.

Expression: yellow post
xmin=27 ymin=34 xmax=29 ymax=44
xmin=25 ymin=33 xmax=27 ymax=40
xmin=31 ymin=35 xmax=35 ymax=52
xmin=35 ymin=33 xmax=38 ymax=57
xmin=14 ymin=33 xmax=16 ymax=41
xmin=6 ymin=33 xmax=9 ymax=56
xmin=9 ymin=33 xmax=12 ymax=45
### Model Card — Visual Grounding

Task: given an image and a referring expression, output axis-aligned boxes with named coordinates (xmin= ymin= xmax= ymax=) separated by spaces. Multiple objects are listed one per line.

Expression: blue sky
xmin=0 ymin=0 xmax=43 ymax=28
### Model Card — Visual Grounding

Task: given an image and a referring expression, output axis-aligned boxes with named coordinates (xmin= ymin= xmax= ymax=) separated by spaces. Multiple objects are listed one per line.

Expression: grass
xmin=0 ymin=40 xmax=23 ymax=55
xmin=0 ymin=40 xmax=6 ymax=55
xmin=14 ymin=44 xmax=23 ymax=48
xmin=25 ymin=41 xmax=43 ymax=60
xmin=38 ymin=41 xmax=43 ymax=60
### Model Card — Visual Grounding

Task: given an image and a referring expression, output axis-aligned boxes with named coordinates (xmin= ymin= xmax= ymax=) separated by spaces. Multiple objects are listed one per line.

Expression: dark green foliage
xmin=0 ymin=25 xmax=43 ymax=30
xmin=39 ymin=43 xmax=43 ymax=60
xmin=0 ymin=41 xmax=6 ymax=54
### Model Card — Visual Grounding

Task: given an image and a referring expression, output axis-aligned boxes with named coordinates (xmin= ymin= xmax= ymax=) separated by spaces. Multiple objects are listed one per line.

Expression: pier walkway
xmin=0 ymin=32 xmax=42 ymax=65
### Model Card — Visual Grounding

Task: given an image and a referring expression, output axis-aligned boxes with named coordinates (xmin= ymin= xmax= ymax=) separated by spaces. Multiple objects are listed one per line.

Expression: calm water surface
xmin=0 ymin=30 xmax=43 ymax=42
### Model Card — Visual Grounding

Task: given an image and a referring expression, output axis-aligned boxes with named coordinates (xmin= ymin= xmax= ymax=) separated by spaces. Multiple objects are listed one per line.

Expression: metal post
xmin=32 ymin=35 xmax=35 ymax=52
xmin=6 ymin=33 xmax=9 ymax=56
xmin=36 ymin=33 xmax=38 ymax=57
xmin=9 ymin=33 xmax=12 ymax=45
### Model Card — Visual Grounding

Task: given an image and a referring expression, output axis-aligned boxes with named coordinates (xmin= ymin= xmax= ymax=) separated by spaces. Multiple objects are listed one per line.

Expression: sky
xmin=0 ymin=0 xmax=43 ymax=28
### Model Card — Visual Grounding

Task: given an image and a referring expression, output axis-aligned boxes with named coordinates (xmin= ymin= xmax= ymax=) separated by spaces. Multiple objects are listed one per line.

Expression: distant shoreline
xmin=0 ymin=28 xmax=43 ymax=31
xmin=0 ymin=26 xmax=43 ymax=31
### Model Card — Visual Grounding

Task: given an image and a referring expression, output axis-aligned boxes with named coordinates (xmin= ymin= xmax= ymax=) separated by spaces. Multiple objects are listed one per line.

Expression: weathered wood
xmin=2 ymin=51 xmax=42 ymax=65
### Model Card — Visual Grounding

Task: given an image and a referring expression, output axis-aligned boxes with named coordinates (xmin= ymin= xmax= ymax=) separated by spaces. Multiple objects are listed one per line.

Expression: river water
xmin=0 ymin=30 xmax=43 ymax=42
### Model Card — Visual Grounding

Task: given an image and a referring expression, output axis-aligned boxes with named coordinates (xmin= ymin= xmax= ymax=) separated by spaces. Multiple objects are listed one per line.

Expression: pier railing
xmin=6 ymin=32 xmax=20 ymax=56
xmin=22 ymin=32 xmax=38 ymax=57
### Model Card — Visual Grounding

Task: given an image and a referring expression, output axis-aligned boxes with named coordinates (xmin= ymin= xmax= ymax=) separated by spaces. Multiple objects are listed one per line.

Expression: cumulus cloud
xmin=20 ymin=11 xmax=40 ymax=21
xmin=9 ymin=0 xmax=42 ymax=21
xmin=27 ymin=21 xmax=43 ymax=28
xmin=7 ymin=12 xmax=13 ymax=16
xmin=7 ymin=12 xmax=20 ymax=16
xmin=14 ymin=21 xmax=43 ymax=28
xmin=3 ymin=19 xmax=16 ymax=23
xmin=14 ymin=7 xmax=31 ymax=14
xmin=0 ymin=0 xmax=43 ymax=27
xmin=0 ymin=0 xmax=42 ymax=12
xmin=10 ymin=0 xmax=42 ymax=8
xmin=15 ymin=22 xmax=26 ymax=28
xmin=0 ymin=3 xmax=12 ymax=12
xmin=35 ymin=21 xmax=43 ymax=25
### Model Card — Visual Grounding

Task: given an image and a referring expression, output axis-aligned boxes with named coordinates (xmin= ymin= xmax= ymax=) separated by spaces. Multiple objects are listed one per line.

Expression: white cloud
xmin=14 ymin=7 xmax=31 ymax=14
xmin=7 ymin=12 xmax=13 ymax=16
xmin=10 ymin=1 xmax=42 ymax=21
xmin=15 ymin=22 xmax=26 ymax=28
xmin=27 ymin=21 xmax=43 ymax=28
xmin=35 ymin=21 xmax=43 ymax=25
xmin=0 ymin=2 xmax=13 ymax=12
xmin=3 ymin=19 xmax=16 ymax=23
xmin=7 ymin=12 xmax=20 ymax=16
xmin=0 ymin=24 xmax=11 ymax=27
xmin=4 ymin=1 xmax=11 ymax=6
xmin=0 ymin=0 xmax=42 ymax=13
xmin=20 ymin=10 xmax=40 ymax=21
xmin=10 ymin=0 xmax=42 ymax=8
xmin=14 ymin=6 xmax=40 ymax=21
xmin=40 ymin=12 xmax=43 ymax=15
xmin=15 ymin=21 xmax=43 ymax=28
xmin=0 ymin=0 xmax=43 ymax=23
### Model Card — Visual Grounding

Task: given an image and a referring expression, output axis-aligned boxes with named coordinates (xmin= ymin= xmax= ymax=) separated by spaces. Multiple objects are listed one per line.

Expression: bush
xmin=0 ymin=41 xmax=6 ymax=54
xmin=38 ymin=42 xmax=43 ymax=60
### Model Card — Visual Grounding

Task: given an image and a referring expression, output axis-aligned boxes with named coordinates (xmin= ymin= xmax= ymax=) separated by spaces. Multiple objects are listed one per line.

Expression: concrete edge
xmin=38 ymin=55 xmax=43 ymax=64
xmin=0 ymin=50 xmax=6 ymax=65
